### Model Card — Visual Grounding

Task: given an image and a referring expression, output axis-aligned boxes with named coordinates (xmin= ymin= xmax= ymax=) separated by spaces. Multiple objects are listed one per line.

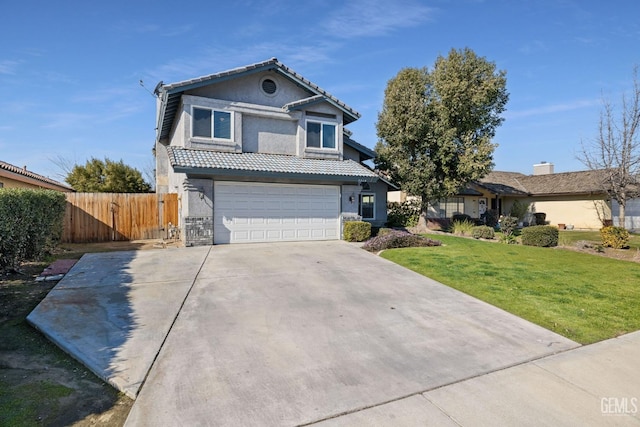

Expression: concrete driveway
xmin=29 ymin=241 xmax=578 ymax=425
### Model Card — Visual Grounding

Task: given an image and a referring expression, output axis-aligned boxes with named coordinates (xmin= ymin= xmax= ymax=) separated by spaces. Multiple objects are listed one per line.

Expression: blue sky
xmin=2 ymin=0 xmax=639 ymax=184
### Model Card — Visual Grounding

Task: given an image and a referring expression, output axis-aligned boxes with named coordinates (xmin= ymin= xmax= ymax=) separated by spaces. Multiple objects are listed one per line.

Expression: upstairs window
xmin=306 ymin=121 xmax=336 ymax=149
xmin=192 ymin=107 xmax=232 ymax=140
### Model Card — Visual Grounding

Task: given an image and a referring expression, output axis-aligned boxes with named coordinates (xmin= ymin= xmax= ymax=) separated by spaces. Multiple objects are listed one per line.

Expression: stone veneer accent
xmin=184 ymin=216 xmax=213 ymax=246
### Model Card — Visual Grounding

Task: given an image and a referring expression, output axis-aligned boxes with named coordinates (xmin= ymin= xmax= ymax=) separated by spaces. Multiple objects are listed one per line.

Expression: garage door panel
xmin=214 ymin=182 xmax=339 ymax=244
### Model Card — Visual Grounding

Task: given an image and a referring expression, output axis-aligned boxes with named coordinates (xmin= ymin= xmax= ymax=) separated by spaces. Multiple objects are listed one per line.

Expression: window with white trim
xmin=359 ymin=193 xmax=375 ymax=220
xmin=192 ymin=107 xmax=232 ymax=140
xmin=430 ymin=197 xmax=465 ymax=218
xmin=306 ymin=120 xmax=336 ymax=149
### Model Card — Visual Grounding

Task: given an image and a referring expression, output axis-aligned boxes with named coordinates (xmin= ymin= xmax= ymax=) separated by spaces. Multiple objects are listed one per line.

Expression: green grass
xmin=381 ymin=234 xmax=640 ymax=344
xmin=0 ymin=381 xmax=73 ymax=426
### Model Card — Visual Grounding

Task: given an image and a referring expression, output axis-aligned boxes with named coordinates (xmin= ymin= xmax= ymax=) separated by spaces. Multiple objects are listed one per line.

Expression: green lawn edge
xmin=380 ymin=234 xmax=640 ymax=344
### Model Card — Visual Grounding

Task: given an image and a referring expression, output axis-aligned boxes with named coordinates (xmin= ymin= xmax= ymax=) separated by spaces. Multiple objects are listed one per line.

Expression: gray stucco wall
xmin=242 ymin=115 xmax=297 ymax=155
xmin=368 ymin=181 xmax=389 ymax=228
xmin=342 ymin=145 xmax=360 ymax=162
xmin=341 ymin=184 xmax=360 ymax=217
xmin=188 ymin=72 xmax=312 ymax=109
xmin=155 ymin=142 xmax=170 ymax=194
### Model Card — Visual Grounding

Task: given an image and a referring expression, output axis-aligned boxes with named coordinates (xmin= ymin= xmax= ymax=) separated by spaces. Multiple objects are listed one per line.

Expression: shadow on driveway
xmin=27 ymin=246 xmax=210 ymax=399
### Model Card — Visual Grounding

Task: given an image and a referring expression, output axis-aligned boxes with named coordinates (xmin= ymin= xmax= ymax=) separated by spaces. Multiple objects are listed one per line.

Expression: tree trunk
xmin=413 ymin=197 xmax=431 ymax=233
xmin=415 ymin=210 xmax=430 ymax=233
xmin=619 ymin=201 xmax=626 ymax=229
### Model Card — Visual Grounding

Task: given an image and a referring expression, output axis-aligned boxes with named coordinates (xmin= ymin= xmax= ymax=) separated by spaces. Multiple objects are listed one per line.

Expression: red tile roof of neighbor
xmin=0 ymin=160 xmax=73 ymax=191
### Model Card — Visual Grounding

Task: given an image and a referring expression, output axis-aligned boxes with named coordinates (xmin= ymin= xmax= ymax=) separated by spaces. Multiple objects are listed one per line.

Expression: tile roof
xmin=167 ymin=147 xmax=379 ymax=180
xmin=0 ymin=160 xmax=72 ymax=191
xmin=282 ymin=95 xmax=326 ymax=112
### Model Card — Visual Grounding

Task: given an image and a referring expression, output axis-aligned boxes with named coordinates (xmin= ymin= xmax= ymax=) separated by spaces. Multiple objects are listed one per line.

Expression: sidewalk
xmin=313 ymin=331 xmax=640 ymax=426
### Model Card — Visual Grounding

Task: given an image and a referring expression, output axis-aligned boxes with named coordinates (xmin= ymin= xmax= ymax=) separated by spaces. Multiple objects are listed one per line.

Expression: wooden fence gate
xmin=62 ymin=193 xmax=179 ymax=243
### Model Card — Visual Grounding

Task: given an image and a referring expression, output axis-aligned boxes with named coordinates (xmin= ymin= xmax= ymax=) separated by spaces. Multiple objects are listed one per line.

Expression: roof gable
xmin=155 ymin=58 xmax=361 ymax=143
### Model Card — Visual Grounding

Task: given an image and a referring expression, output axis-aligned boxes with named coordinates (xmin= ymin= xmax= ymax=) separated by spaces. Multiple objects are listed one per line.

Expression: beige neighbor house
xmin=389 ymin=162 xmax=640 ymax=230
xmin=0 ymin=160 xmax=72 ymax=192
xmin=154 ymin=58 xmax=394 ymax=246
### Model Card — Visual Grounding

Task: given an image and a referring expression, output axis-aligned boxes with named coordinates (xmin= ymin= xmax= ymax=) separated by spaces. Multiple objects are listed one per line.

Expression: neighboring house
xmin=474 ymin=164 xmax=611 ymax=229
xmin=154 ymin=58 xmax=393 ymax=245
xmin=389 ymin=162 xmax=636 ymax=230
xmin=0 ymin=160 xmax=72 ymax=192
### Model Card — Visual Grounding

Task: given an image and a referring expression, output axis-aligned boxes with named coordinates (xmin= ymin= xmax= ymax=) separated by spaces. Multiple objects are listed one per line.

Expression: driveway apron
xmin=124 ymin=241 xmax=577 ymax=426
xmin=27 ymin=247 xmax=211 ymax=398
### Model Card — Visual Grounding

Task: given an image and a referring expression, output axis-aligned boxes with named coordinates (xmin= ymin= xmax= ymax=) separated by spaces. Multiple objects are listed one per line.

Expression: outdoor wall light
xmin=349 ymin=193 xmax=355 ymax=203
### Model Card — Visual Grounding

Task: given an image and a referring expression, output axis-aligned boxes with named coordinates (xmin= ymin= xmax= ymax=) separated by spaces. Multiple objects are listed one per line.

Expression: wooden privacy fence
xmin=62 ymin=193 xmax=179 ymax=243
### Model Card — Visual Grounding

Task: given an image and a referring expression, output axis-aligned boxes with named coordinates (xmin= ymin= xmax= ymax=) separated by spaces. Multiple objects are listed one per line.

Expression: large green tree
xmin=66 ymin=157 xmax=151 ymax=192
xmin=376 ymin=47 xmax=508 ymax=229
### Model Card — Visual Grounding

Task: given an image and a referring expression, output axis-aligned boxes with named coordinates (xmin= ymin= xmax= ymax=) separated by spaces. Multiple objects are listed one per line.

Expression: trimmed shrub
xmin=387 ymin=200 xmax=420 ymax=227
xmin=521 ymin=225 xmax=559 ymax=247
xmin=343 ymin=221 xmax=372 ymax=242
xmin=362 ymin=230 xmax=441 ymax=252
xmin=600 ymin=226 xmax=629 ymax=249
xmin=451 ymin=219 xmax=475 ymax=236
xmin=0 ymin=189 xmax=67 ymax=272
xmin=472 ymin=225 xmax=495 ymax=240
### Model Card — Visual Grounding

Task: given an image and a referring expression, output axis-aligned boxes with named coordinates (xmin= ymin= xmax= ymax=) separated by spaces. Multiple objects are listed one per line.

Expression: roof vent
xmin=261 ymin=78 xmax=277 ymax=95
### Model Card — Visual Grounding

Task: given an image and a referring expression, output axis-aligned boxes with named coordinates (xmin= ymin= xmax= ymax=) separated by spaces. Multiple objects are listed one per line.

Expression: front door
xmin=478 ymin=198 xmax=487 ymax=217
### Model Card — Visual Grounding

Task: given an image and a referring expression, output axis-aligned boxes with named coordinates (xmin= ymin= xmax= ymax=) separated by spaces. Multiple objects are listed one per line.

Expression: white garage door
xmin=214 ymin=182 xmax=340 ymax=244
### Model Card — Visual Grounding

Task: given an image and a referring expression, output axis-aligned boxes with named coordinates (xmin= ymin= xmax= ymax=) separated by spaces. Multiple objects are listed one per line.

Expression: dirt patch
xmin=558 ymin=242 xmax=640 ymax=263
xmin=0 ymin=240 xmax=174 ymax=426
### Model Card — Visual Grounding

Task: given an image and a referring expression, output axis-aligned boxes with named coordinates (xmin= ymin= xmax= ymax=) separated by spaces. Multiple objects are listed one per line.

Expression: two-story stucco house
xmin=154 ymin=58 xmax=391 ymax=245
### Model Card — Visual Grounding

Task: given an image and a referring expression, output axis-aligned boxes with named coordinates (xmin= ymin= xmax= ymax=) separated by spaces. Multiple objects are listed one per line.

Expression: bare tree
xmin=579 ymin=67 xmax=640 ymax=229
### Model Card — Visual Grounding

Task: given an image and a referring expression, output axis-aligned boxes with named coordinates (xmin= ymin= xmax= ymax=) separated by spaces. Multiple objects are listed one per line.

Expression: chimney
xmin=533 ymin=161 xmax=554 ymax=175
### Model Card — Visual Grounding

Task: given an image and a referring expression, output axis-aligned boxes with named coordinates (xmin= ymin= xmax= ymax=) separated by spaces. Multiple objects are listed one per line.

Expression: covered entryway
xmin=213 ymin=181 xmax=340 ymax=244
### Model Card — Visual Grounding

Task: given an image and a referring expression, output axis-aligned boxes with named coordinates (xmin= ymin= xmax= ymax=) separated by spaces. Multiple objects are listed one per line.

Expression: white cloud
xmin=323 ymin=0 xmax=434 ymax=38
xmin=146 ymin=42 xmax=339 ymax=85
xmin=506 ymin=98 xmax=600 ymax=119
xmin=0 ymin=60 xmax=21 ymax=75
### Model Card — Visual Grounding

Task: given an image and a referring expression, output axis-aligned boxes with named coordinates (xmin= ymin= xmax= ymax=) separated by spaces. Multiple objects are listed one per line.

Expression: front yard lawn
xmin=381 ymin=234 xmax=640 ymax=344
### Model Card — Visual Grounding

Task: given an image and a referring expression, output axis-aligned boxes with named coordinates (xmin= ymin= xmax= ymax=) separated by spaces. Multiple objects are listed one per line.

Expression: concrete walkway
xmin=27 ymin=242 xmax=639 ymax=426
